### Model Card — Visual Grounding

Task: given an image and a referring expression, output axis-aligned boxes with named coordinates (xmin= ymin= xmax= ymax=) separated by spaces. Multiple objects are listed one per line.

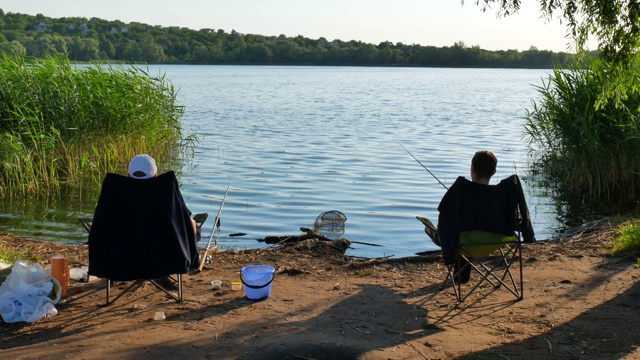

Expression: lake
xmin=0 ymin=65 xmax=561 ymax=259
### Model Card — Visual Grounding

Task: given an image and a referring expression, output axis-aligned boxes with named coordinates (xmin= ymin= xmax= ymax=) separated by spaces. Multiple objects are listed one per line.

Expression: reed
xmin=0 ymin=54 xmax=192 ymax=198
xmin=524 ymin=56 xmax=640 ymax=211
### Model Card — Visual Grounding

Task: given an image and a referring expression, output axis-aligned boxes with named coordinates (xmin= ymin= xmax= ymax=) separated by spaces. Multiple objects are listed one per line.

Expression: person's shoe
xmin=454 ymin=260 xmax=471 ymax=284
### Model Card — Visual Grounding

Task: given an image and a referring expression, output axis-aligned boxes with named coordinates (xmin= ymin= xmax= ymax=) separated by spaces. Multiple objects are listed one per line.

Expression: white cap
xmin=128 ymin=154 xmax=157 ymax=179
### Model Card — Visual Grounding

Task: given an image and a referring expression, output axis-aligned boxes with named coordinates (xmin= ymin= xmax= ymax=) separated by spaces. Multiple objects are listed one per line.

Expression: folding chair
xmin=192 ymin=212 xmax=209 ymax=241
xmin=87 ymin=171 xmax=203 ymax=305
xmin=79 ymin=217 xmax=93 ymax=233
xmin=435 ymin=174 xmax=535 ymax=304
xmin=80 ymin=213 xmax=208 ymax=237
xmin=441 ymin=230 xmax=523 ymax=303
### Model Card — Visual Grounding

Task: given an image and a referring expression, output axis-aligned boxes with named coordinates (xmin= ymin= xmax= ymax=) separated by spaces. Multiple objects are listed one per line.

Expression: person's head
xmin=127 ymin=154 xmax=157 ymax=179
xmin=471 ymin=150 xmax=497 ymax=184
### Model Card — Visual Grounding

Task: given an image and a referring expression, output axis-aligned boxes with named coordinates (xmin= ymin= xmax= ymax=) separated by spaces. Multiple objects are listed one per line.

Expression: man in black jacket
xmin=424 ymin=150 xmax=535 ymax=282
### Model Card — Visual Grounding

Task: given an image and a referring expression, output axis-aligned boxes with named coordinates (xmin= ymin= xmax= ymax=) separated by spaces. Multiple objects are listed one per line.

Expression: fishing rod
xmin=395 ymin=139 xmax=448 ymax=190
xmin=198 ymin=173 xmax=234 ymax=271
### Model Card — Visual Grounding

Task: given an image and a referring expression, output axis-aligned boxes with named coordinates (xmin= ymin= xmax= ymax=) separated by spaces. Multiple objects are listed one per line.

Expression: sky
xmin=0 ymin=0 xmax=584 ymax=53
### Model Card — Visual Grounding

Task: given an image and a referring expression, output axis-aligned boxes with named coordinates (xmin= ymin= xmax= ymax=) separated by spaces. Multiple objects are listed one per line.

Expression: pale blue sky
xmin=0 ymin=0 xmax=581 ymax=52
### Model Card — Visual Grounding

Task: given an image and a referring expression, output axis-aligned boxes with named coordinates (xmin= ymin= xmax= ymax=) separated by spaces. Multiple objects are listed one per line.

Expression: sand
xmin=0 ymin=219 xmax=639 ymax=360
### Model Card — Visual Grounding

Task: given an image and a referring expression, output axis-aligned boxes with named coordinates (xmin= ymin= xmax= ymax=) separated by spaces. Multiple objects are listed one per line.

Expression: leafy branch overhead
xmin=476 ymin=0 xmax=640 ymax=63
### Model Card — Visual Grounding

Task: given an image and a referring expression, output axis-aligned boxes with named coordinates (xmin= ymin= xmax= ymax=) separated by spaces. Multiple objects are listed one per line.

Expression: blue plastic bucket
xmin=240 ymin=265 xmax=275 ymax=300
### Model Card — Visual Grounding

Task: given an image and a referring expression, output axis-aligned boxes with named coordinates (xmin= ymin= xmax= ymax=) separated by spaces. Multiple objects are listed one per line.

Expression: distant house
xmin=317 ymin=39 xmax=326 ymax=48
xmin=68 ymin=23 xmax=75 ymax=30
xmin=109 ymin=27 xmax=127 ymax=34
xmin=80 ymin=23 xmax=89 ymax=36
xmin=330 ymin=40 xmax=339 ymax=49
xmin=35 ymin=22 xmax=47 ymax=32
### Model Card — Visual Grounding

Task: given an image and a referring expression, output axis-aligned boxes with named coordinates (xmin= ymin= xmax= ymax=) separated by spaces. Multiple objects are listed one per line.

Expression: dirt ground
xmin=1 ymin=219 xmax=639 ymax=360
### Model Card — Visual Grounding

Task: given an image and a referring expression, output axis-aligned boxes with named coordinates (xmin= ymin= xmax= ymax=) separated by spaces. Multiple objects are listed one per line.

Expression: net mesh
xmin=313 ymin=210 xmax=347 ymax=238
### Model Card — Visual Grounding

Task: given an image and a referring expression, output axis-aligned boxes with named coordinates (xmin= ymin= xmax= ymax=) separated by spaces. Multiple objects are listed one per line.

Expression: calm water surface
xmin=0 ymin=66 xmax=561 ymax=258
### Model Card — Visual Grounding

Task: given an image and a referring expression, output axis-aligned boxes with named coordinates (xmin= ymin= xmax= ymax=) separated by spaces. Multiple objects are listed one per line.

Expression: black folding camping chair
xmin=86 ymin=171 xmax=207 ymax=305
xmin=433 ymin=174 xmax=535 ymax=304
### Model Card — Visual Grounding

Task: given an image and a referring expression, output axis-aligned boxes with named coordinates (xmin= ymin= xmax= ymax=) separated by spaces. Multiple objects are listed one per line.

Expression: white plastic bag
xmin=0 ymin=260 xmax=61 ymax=323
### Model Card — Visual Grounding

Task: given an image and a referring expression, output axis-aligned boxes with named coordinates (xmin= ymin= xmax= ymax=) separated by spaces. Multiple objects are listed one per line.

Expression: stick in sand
xmin=198 ymin=174 xmax=234 ymax=271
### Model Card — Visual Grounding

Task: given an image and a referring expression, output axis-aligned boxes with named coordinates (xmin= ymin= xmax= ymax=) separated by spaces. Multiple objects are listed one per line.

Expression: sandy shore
xmin=0 ymin=220 xmax=639 ymax=359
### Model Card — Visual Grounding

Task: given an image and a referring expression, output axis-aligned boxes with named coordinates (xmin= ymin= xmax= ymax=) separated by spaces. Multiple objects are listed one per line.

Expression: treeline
xmin=0 ymin=9 xmax=578 ymax=68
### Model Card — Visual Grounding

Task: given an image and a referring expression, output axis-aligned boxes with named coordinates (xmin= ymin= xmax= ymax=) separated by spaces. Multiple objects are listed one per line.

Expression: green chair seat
xmin=459 ymin=230 xmax=518 ymax=257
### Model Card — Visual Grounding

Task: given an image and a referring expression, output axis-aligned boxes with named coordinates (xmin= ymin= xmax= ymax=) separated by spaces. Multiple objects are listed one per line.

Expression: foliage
xmin=477 ymin=0 xmax=640 ymax=107
xmin=610 ymin=220 xmax=640 ymax=255
xmin=0 ymin=238 xmax=31 ymax=263
xmin=477 ymin=0 xmax=640 ymax=63
xmin=0 ymin=9 xmax=577 ymax=68
xmin=0 ymin=54 xmax=190 ymax=198
xmin=523 ymin=55 xmax=640 ymax=211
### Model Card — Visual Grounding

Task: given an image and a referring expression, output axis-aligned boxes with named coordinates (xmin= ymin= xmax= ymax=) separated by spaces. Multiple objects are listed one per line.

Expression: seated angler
xmin=423 ymin=150 xmax=535 ymax=282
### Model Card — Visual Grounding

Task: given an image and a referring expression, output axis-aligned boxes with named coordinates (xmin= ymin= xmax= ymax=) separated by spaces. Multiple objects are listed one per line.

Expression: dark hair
xmin=471 ymin=150 xmax=497 ymax=179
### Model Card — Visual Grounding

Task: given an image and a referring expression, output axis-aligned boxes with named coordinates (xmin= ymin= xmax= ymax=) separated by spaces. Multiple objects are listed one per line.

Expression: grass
xmin=610 ymin=220 xmax=640 ymax=256
xmin=0 ymin=238 xmax=32 ymax=264
xmin=524 ymin=55 xmax=640 ymax=212
xmin=0 ymin=54 xmax=194 ymax=198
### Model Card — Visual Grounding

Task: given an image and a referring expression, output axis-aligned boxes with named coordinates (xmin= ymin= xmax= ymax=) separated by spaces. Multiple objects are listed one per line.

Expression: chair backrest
xmin=438 ymin=174 xmax=534 ymax=264
xmin=88 ymin=171 xmax=199 ymax=281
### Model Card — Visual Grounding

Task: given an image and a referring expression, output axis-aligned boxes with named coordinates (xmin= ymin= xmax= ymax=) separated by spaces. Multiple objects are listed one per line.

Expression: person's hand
xmin=424 ymin=226 xmax=433 ymax=236
xmin=424 ymin=226 xmax=440 ymax=246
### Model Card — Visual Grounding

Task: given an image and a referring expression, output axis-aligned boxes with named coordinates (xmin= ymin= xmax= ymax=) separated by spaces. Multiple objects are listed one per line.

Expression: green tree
xmin=479 ymin=0 xmax=640 ymax=106
xmin=356 ymin=43 xmax=378 ymax=64
xmin=478 ymin=0 xmax=639 ymax=64
xmin=98 ymin=34 xmax=115 ymax=58
xmin=0 ymin=40 xmax=26 ymax=56
xmin=140 ymin=40 xmax=166 ymax=63
xmin=246 ymin=43 xmax=273 ymax=63
xmin=65 ymin=37 xmax=99 ymax=60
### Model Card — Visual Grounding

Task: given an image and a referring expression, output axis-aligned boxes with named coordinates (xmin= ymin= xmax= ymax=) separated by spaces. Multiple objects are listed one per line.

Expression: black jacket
xmin=437 ymin=174 xmax=535 ymax=264
xmin=88 ymin=171 xmax=199 ymax=281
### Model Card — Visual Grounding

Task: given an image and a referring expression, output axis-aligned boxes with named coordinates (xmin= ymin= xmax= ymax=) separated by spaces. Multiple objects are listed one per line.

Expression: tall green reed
xmin=524 ymin=56 xmax=640 ymax=212
xmin=0 ymin=54 xmax=193 ymax=198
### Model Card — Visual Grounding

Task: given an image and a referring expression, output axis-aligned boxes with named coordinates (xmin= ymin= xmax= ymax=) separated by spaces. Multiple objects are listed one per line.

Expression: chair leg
xmin=485 ymin=246 xmax=523 ymax=299
xmin=453 ymin=243 xmax=524 ymax=303
xmin=439 ymin=261 xmax=463 ymax=302
xmin=106 ymin=280 xmax=143 ymax=306
xmin=104 ymin=277 xmax=183 ymax=306
xmin=106 ymin=278 xmax=110 ymax=305
xmin=493 ymin=244 xmax=523 ymax=300
xmin=149 ymin=275 xmax=183 ymax=303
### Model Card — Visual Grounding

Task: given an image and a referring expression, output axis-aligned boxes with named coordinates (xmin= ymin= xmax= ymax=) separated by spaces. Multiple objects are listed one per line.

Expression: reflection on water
xmin=0 ymin=183 xmax=100 ymax=243
xmin=0 ymin=66 xmax=566 ymax=258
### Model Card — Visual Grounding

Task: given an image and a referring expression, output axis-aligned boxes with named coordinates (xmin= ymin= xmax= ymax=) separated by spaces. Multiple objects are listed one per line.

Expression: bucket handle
xmin=240 ymin=271 xmax=275 ymax=289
